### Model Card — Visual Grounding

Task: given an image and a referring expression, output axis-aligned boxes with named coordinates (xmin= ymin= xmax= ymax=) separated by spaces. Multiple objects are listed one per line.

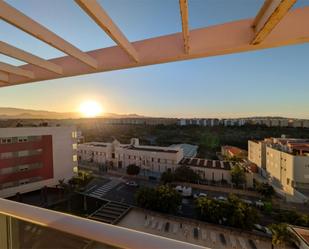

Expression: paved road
xmin=83 ymin=176 xmax=157 ymax=205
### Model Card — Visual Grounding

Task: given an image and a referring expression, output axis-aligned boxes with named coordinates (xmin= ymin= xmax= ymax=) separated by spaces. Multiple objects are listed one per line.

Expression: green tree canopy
xmin=174 ymin=165 xmax=200 ymax=183
xmin=231 ymin=164 xmax=246 ymax=187
xmin=256 ymin=183 xmax=275 ymax=199
xmin=268 ymin=223 xmax=291 ymax=246
xmin=195 ymin=194 xmax=258 ymax=229
xmin=135 ymin=185 xmax=181 ymax=213
xmin=160 ymin=171 xmax=175 ymax=184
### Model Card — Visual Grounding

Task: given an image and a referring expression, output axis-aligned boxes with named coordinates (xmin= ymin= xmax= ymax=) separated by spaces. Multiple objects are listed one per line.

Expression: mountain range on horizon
xmin=0 ymin=107 xmax=306 ymax=120
xmin=0 ymin=107 xmax=144 ymax=120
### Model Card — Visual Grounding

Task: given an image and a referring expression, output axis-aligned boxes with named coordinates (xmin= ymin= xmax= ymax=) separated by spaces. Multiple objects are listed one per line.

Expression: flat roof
xmin=126 ymin=145 xmax=179 ymax=154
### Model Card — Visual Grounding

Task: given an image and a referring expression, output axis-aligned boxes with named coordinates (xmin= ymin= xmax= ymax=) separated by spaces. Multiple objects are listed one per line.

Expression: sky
xmin=0 ymin=0 xmax=309 ymax=119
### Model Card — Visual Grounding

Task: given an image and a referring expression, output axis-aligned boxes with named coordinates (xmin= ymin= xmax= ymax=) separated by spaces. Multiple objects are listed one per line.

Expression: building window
xmin=72 ymin=143 xmax=77 ymax=150
xmin=0 ymin=138 xmax=12 ymax=144
xmin=0 ymin=152 xmax=13 ymax=159
xmin=158 ymin=158 xmax=160 ymax=163
xmin=18 ymin=137 xmax=28 ymax=143
xmin=19 ymin=165 xmax=29 ymax=172
xmin=112 ymin=153 xmax=115 ymax=159
xmin=73 ymin=155 xmax=77 ymax=162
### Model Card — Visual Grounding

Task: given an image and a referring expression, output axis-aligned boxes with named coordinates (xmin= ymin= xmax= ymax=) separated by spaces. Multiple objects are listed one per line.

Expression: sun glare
xmin=79 ymin=101 xmax=103 ymax=118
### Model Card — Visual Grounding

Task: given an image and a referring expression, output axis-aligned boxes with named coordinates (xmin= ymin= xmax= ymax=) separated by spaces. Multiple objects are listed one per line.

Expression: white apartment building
xmin=248 ymin=137 xmax=309 ymax=202
xmin=78 ymin=138 xmax=183 ymax=174
xmin=0 ymin=126 xmax=77 ymax=198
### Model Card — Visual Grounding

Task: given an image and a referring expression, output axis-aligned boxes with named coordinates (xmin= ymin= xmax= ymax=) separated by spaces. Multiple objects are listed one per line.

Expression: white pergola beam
xmin=179 ymin=0 xmax=190 ymax=54
xmin=2 ymin=6 xmax=309 ymax=87
xmin=252 ymin=0 xmax=297 ymax=44
xmin=0 ymin=1 xmax=98 ymax=69
xmin=0 ymin=62 xmax=34 ymax=79
xmin=0 ymin=41 xmax=63 ymax=74
xmin=0 ymin=71 xmax=9 ymax=83
xmin=75 ymin=0 xmax=139 ymax=62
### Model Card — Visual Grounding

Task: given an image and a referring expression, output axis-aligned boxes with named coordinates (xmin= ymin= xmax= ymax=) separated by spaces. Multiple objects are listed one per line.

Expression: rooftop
xmin=180 ymin=158 xmax=232 ymax=170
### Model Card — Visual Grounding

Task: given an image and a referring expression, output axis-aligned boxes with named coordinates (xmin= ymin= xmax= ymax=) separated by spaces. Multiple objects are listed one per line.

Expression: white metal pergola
xmin=0 ymin=0 xmax=308 ymax=87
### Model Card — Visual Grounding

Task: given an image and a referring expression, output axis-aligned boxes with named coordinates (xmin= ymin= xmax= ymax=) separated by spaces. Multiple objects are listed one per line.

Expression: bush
xmin=126 ymin=164 xmax=140 ymax=175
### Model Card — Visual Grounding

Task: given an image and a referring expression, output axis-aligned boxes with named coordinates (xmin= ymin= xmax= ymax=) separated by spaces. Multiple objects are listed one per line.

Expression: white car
xmin=255 ymin=200 xmax=264 ymax=207
xmin=216 ymin=196 xmax=227 ymax=201
xmin=242 ymin=199 xmax=253 ymax=205
xmin=126 ymin=181 xmax=139 ymax=187
xmin=194 ymin=193 xmax=208 ymax=199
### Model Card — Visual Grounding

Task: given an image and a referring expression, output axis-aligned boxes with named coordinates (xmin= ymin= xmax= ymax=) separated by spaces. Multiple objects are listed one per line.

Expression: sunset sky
xmin=1 ymin=0 xmax=309 ymax=118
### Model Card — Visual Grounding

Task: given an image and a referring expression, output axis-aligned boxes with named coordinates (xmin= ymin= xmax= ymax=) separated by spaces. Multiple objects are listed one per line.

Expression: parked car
xmin=175 ymin=186 xmax=192 ymax=197
xmin=216 ymin=196 xmax=227 ymax=202
xmin=254 ymin=224 xmax=272 ymax=235
xmin=126 ymin=181 xmax=139 ymax=187
xmin=242 ymin=199 xmax=253 ymax=205
xmin=255 ymin=200 xmax=264 ymax=208
xmin=193 ymin=193 xmax=208 ymax=199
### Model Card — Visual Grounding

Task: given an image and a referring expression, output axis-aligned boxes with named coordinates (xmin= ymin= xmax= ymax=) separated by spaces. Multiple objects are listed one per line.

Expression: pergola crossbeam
xmin=1 ymin=6 xmax=309 ymax=87
xmin=0 ymin=1 xmax=98 ymax=69
xmin=179 ymin=0 xmax=190 ymax=54
xmin=0 ymin=62 xmax=34 ymax=79
xmin=0 ymin=71 xmax=9 ymax=83
xmin=0 ymin=41 xmax=63 ymax=74
xmin=75 ymin=0 xmax=139 ymax=62
xmin=251 ymin=0 xmax=297 ymax=44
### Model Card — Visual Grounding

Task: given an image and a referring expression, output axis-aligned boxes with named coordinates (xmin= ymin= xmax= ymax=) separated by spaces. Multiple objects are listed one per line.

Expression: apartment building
xmin=248 ymin=137 xmax=309 ymax=202
xmin=0 ymin=127 xmax=77 ymax=197
xmin=177 ymin=118 xmax=220 ymax=127
xmin=78 ymin=138 xmax=183 ymax=174
xmin=248 ymin=140 xmax=267 ymax=175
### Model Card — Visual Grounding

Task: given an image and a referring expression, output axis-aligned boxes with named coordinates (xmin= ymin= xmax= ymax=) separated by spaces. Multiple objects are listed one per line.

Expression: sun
xmin=79 ymin=100 xmax=103 ymax=118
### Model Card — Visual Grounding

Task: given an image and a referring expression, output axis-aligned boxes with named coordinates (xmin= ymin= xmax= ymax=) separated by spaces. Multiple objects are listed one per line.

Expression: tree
xmin=160 ymin=171 xmax=175 ymax=184
xmin=226 ymin=194 xmax=258 ymax=229
xmin=256 ymin=183 xmax=275 ymax=199
xmin=268 ymin=223 xmax=291 ymax=247
xmin=126 ymin=164 xmax=140 ymax=175
xmin=196 ymin=197 xmax=225 ymax=224
xmin=174 ymin=165 xmax=200 ymax=183
xmin=195 ymin=194 xmax=258 ymax=229
xmin=231 ymin=164 xmax=246 ymax=188
xmin=135 ymin=185 xmax=181 ymax=213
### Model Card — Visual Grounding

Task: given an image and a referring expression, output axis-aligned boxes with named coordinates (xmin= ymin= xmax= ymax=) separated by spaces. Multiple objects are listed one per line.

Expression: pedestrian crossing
xmin=88 ymin=180 xmax=121 ymax=199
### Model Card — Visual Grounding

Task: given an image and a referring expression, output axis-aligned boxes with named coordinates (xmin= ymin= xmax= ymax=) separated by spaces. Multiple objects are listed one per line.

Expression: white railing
xmin=0 ymin=198 xmax=207 ymax=249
